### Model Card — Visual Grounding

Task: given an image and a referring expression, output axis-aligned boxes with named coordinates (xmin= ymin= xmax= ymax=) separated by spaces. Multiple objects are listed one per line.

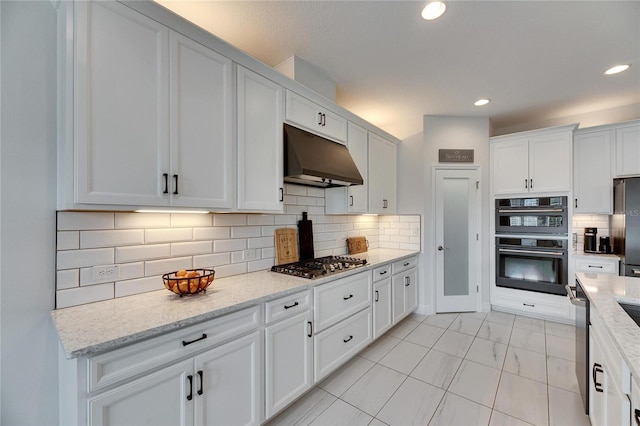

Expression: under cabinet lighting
xmin=604 ymin=64 xmax=630 ymax=75
xmin=474 ymin=99 xmax=490 ymax=106
xmin=135 ymin=210 xmax=210 ymax=214
xmin=422 ymin=1 xmax=446 ymax=20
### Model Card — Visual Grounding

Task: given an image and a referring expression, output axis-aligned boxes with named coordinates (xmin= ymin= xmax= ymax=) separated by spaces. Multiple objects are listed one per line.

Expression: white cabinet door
xmin=574 ymin=131 xmax=613 ymax=214
xmin=373 ymin=277 xmax=393 ymax=339
xmin=194 ymin=331 xmax=262 ymax=426
xmin=491 ymin=138 xmax=529 ymax=195
xmin=265 ymin=310 xmax=313 ymax=419
xmin=615 ymin=124 xmax=640 ymax=177
xmin=391 ymin=273 xmax=406 ymax=324
xmin=237 ymin=66 xmax=284 ymax=212
xmin=368 ymin=133 xmax=397 ymax=213
xmin=324 ymin=122 xmax=369 ymax=214
xmin=589 ymin=326 xmax=605 ymax=426
xmin=404 ymin=268 xmax=418 ymax=314
xmin=169 ymin=32 xmax=233 ymax=209
xmin=285 ymin=91 xmax=347 ymax=143
xmin=88 ymin=359 xmax=193 ymax=426
xmin=75 ymin=1 xmax=169 ymax=206
xmin=529 ymin=133 xmax=572 ymax=194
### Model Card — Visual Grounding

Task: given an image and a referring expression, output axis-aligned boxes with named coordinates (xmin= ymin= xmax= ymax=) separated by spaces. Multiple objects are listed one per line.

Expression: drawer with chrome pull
xmin=314 ymin=271 xmax=371 ymax=332
xmin=265 ymin=290 xmax=312 ymax=324
xmin=575 ymin=256 xmax=619 ymax=275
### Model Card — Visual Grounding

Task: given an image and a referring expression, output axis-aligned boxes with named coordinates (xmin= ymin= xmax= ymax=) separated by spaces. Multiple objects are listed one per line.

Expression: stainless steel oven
xmin=495 ymin=196 xmax=568 ymax=235
xmin=495 ymin=237 xmax=568 ymax=295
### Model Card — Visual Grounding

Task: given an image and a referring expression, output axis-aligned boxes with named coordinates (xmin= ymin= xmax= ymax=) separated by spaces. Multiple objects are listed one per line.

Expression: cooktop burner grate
xmin=271 ymin=255 xmax=367 ymax=279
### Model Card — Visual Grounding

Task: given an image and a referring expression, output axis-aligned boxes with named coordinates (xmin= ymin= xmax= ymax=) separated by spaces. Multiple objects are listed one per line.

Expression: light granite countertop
xmin=52 ymin=248 xmax=419 ymax=359
xmin=573 ymin=251 xmax=621 ymax=259
xmin=576 ymin=272 xmax=640 ymax=379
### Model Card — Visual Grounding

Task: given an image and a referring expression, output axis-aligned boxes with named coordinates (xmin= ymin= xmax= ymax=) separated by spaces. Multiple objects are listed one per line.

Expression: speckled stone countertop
xmin=52 ymin=248 xmax=418 ymax=359
xmin=573 ymin=251 xmax=621 ymax=259
xmin=576 ymin=272 xmax=640 ymax=378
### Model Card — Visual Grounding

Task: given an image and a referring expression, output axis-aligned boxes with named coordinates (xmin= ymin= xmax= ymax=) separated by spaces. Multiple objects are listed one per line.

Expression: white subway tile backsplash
xmin=115 ymin=276 xmax=164 ymax=298
xmin=193 ymin=227 xmax=230 ymax=240
xmin=56 ymin=283 xmax=114 ymax=309
xmin=57 ymin=231 xmax=79 ymax=250
xmin=145 ymin=228 xmax=193 ymax=244
xmin=115 ymin=212 xmax=170 ymax=229
xmin=213 ymin=239 xmax=247 ymax=253
xmin=57 ymin=248 xmax=114 ymax=270
xmin=58 ymin=212 xmax=114 ymax=231
xmin=170 ymin=213 xmax=212 ymax=228
xmin=247 ymin=215 xmax=275 ymax=226
xmin=248 ymin=236 xmax=274 ymax=249
xmin=248 ymin=258 xmax=274 ymax=273
xmin=193 ymin=253 xmax=230 ymax=268
xmin=213 ymin=214 xmax=247 ymax=226
xmin=56 ymin=193 xmax=421 ymax=308
xmin=116 ymin=244 xmax=170 ymax=263
xmin=80 ymin=229 xmax=144 ymax=249
xmin=215 ymin=263 xmax=248 ymax=278
xmin=57 ymin=269 xmax=79 ymax=290
xmin=171 ymin=241 xmax=212 ymax=257
xmin=231 ymin=226 xmax=262 ymax=238
xmin=145 ymin=257 xmax=192 ymax=277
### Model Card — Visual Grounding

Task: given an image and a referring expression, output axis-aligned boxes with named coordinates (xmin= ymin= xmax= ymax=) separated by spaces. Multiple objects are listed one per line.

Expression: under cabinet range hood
xmin=284 ymin=124 xmax=363 ymax=188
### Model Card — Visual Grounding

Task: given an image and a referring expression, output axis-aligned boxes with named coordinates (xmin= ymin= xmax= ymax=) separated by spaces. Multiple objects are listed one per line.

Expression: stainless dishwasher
xmin=566 ymin=279 xmax=589 ymax=414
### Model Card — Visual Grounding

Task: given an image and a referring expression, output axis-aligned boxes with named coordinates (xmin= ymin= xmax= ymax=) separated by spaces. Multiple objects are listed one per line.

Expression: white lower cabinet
xmin=632 ymin=376 xmax=640 ymax=426
xmin=391 ymin=257 xmax=418 ymax=323
xmin=590 ymin=309 xmax=631 ymax=426
xmin=575 ymin=255 xmax=619 ymax=275
xmin=373 ymin=265 xmax=393 ymax=339
xmin=264 ymin=291 xmax=313 ymax=420
xmin=313 ymin=271 xmax=373 ymax=382
xmin=60 ymin=307 xmax=263 ymax=426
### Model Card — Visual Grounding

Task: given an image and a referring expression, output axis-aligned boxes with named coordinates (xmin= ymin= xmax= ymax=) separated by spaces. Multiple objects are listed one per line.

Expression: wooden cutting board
xmin=347 ymin=237 xmax=368 ymax=255
xmin=275 ymin=228 xmax=299 ymax=265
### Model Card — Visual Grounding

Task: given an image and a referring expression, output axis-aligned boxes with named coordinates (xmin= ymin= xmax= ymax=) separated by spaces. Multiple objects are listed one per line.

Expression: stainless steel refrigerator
xmin=612 ymin=177 xmax=640 ymax=277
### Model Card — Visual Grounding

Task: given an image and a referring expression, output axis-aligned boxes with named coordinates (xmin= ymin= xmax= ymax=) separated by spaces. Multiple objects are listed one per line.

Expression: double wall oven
xmin=495 ymin=196 xmax=569 ymax=296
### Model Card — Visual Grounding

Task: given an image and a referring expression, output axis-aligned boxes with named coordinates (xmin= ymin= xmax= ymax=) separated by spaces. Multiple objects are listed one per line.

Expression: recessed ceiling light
xmin=604 ymin=64 xmax=630 ymax=75
xmin=422 ymin=1 xmax=446 ymax=20
xmin=474 ymin=99 xmax=490 ymax=106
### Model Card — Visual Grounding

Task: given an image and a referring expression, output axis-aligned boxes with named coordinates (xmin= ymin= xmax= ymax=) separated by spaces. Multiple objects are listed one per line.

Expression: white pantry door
xmin=435 ymin=168 xmax=480 ymax=312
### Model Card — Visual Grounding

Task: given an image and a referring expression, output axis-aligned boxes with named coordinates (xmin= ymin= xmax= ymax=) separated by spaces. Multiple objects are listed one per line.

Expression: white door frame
xmin=431 ymin=165 xmax=482 ymax=313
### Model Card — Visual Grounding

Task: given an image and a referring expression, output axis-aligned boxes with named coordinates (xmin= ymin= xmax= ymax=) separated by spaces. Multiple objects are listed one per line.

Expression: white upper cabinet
xmin=285 ymin=91 xmax=347 ymax=143
xmin=74 ymin=0 xmax=170 ymax=206
xmin=169 ymin=32 xmax=234 ymax=209
xmin=67 ymin=1 xmax=234 ymax=209
xmin=491 ymin=125 xmax=574 ymax=195
xmin=368 ymin=133 xmax=397 ymax=213
xmin=325 ymin=122 xmax=369 ymax=214
xmin=236 ymin=66 xmax=284 ymax=212
xmin=614 ymin=122 xmax=640 ymax=177
xmin=574 ymin=129 xmax=613 ymax=214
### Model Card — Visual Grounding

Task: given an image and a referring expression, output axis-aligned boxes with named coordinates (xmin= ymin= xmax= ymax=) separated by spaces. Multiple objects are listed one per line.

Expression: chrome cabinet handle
xmin=565 ymin=285 xmax=586 ymax=307
xmin=498 ymin=248 xmax=564 ymax=256
xmin=437 ymin=245 xmax=448 ymax=251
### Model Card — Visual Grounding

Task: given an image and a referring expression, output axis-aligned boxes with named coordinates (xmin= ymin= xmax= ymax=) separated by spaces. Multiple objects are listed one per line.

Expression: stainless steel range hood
xmin=284 ymin=124 xmax=363 ymax=188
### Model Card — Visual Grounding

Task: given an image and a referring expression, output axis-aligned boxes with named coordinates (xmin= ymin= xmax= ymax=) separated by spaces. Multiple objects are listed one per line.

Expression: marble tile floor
xmin=267 ymin=311 xmax=591 ymax=426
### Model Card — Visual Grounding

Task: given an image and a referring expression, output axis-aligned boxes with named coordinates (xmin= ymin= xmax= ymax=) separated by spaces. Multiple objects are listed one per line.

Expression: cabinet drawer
xmin=265 ymin=290 xmax=312 ymax=324
xmin=88 ymin=306 xmax=260 ymax=392
xmin=314 ymin=272 xmax=371 ymax=332
xmin=392 ymin=256 xmax=418 ymax=275
xmin=575 ymin=258 xmax=618 ymax=275
xmin=372 ymin=264 xmax=391 ymax=282
xmin=314 ymin=307 xmax=372 ymax=382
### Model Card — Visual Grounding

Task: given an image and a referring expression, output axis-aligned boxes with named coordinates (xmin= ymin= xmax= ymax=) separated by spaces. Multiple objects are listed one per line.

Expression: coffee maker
xmin=584 ymin=227 xmax=597 ymax=253
xmin=599 ymin=236 xmax=611 ymax=254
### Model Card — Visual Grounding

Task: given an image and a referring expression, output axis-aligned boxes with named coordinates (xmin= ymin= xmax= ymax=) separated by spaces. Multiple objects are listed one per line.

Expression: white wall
xmin=1 ymin=1 xmax=59 ymax=423
xmin=398 ymin=116 xmax=490 ymax=314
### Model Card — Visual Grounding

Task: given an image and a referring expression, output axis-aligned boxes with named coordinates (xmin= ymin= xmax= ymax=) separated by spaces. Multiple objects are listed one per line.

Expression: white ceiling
xmin=155 ymin=0 xmax=640 ymax=140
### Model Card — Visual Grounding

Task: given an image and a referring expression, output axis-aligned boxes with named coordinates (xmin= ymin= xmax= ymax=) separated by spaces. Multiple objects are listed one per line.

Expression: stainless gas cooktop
xmin=271 ymin=255 xmax=367 ymax=279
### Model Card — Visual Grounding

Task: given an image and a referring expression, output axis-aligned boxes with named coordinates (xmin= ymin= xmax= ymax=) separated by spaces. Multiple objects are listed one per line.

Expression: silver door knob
xmin=437 ymin=245 xmax=444 ymax=251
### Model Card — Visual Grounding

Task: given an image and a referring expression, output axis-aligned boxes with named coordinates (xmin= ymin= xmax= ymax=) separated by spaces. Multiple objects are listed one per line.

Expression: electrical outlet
xmin=243 ymin=249 xmax=257 ymax=260
xmin=92 ymin=265 xmax=120 ymax=281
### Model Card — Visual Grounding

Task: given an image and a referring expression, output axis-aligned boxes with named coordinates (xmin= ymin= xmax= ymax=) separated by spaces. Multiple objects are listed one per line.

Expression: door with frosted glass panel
xmin=435 ymin=168 xmax=480 ymax=312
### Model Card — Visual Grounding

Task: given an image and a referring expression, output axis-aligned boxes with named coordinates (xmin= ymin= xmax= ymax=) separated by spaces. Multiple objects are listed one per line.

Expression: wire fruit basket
xmin=162 ymin=269 xmax=215 ymax=296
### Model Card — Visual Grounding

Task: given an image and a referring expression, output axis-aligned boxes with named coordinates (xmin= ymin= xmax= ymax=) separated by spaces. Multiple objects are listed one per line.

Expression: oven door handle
xmin=498 ymin=248 xmax=565 ymax=256
xmin=498 ymin=208 xmax=564 ymax=213
xmin=565 ymin=285 xmax=587 ymax=307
